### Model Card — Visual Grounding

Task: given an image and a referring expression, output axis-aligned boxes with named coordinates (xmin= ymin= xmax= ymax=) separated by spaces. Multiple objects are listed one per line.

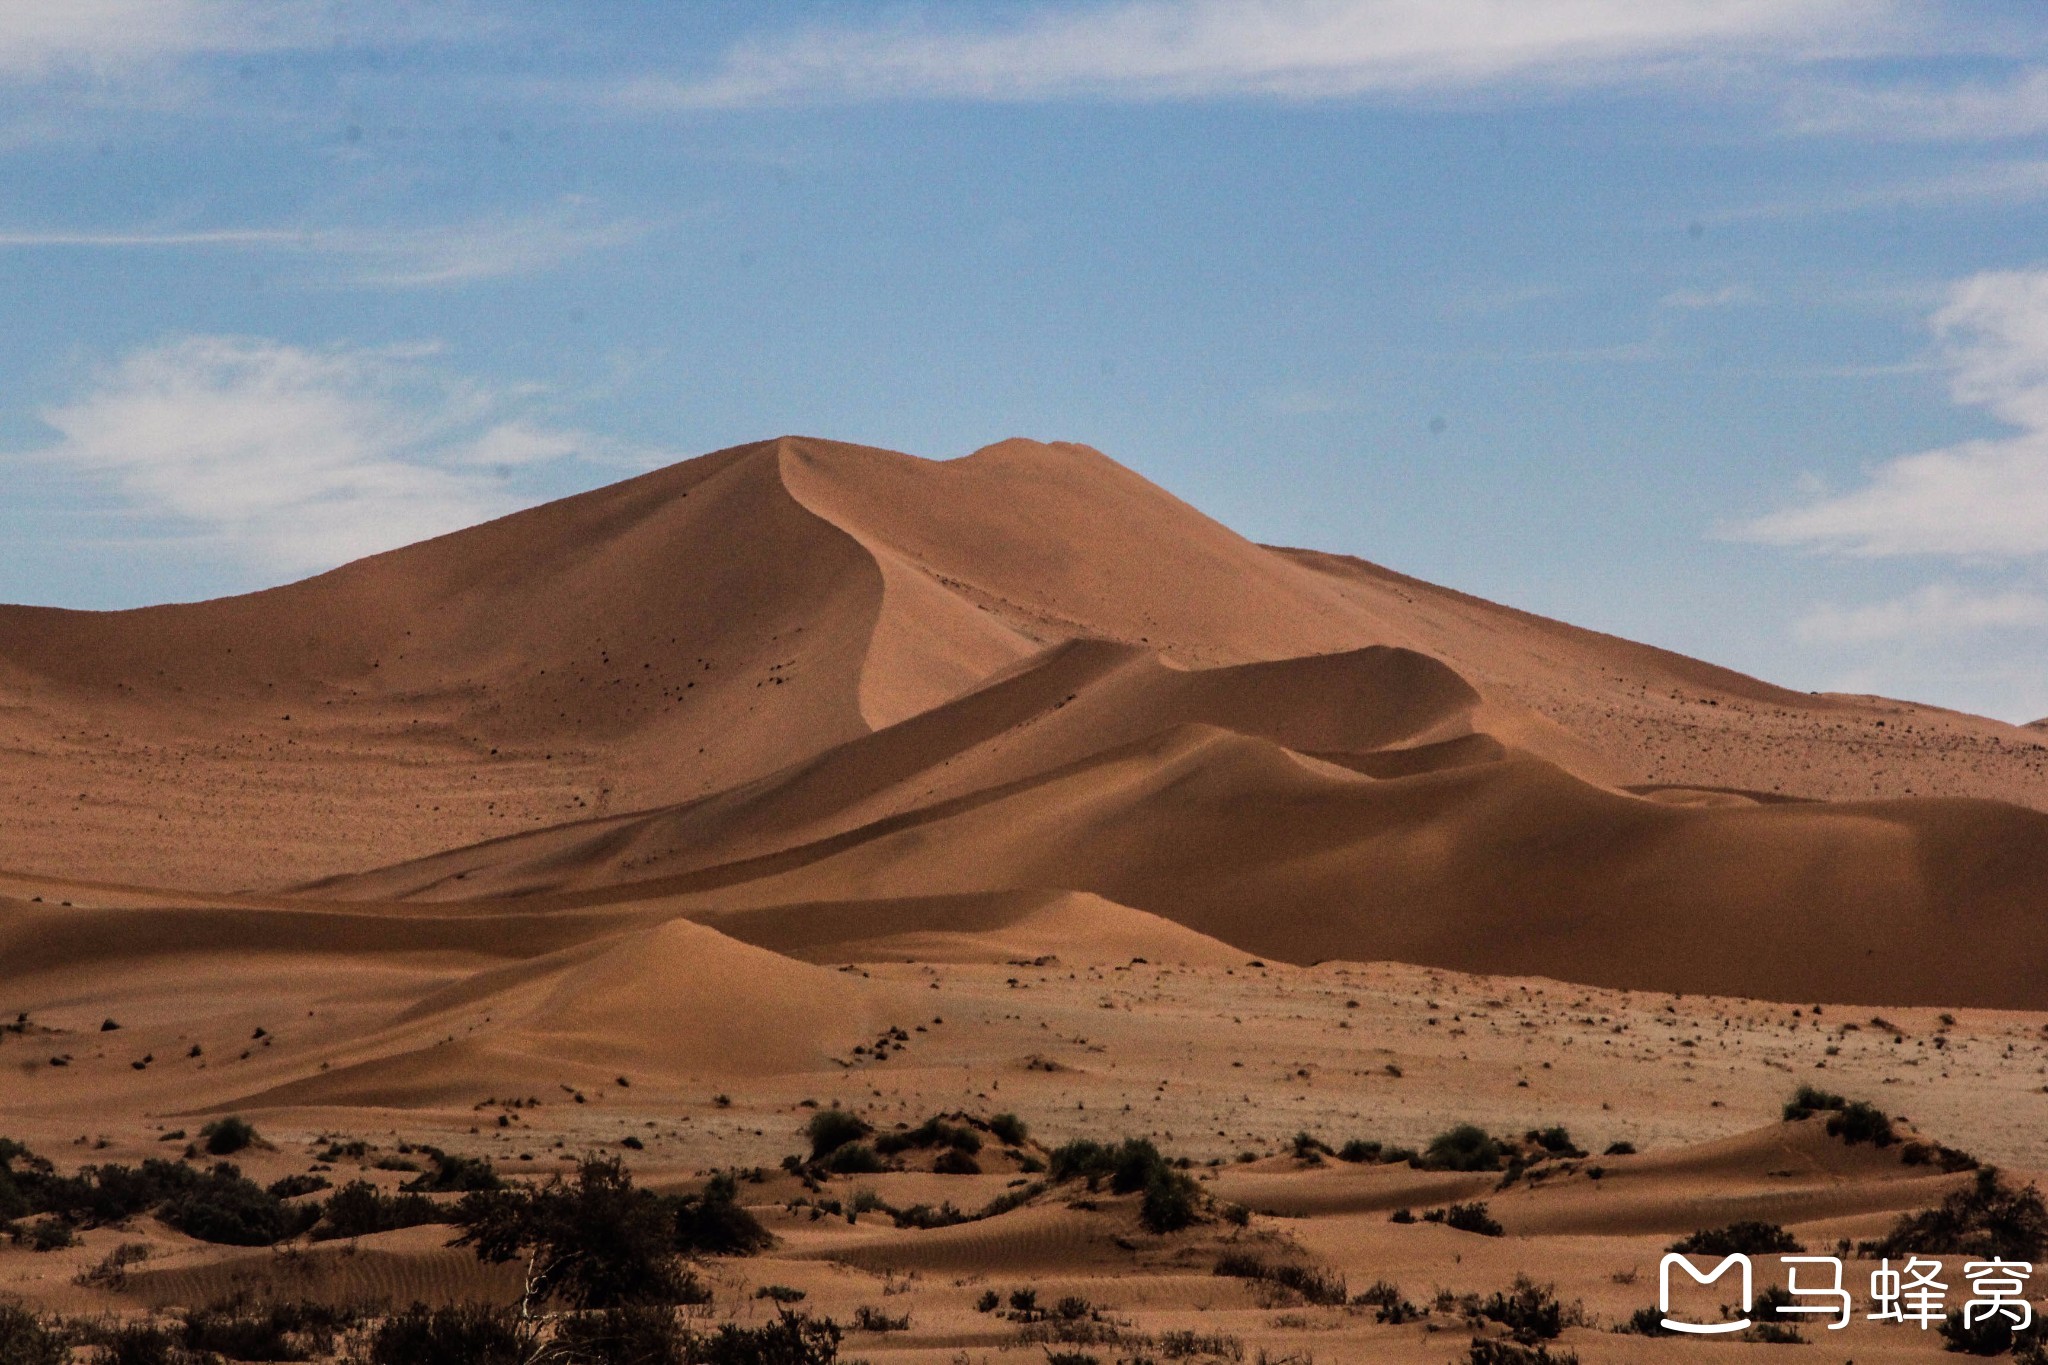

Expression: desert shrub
xmin=876 ymin=1118 xmax=981 ymax=1157
xmin=1619 ymin=1306 xmax=1670 ymax=1336
xmin=1602 ymin=1142 xmax=1636 ymax=1157
xmin=1424 ymin=1202 xmax=1504 ymax=1237
xmin=11 ymin=1220 xmax=75 ymax=1252
xmin=1871 ymin=1167 xmax=2048 ymax=1261
xmin=1667 ymin=1221 xmax=1803 ymax=1256
xmin=1335 ymin=1139 xmax=1380 ymax=1163
xmin=756 ymin=1286 xmax=806 ymax=1305
xmin=932 ymin=1149 xmax=982 ymax=1176
xmin=803 ymin=1111 xmax=869 ymax=1162
xmin=1464 ymin=1340 xmax=1579 ymax=1365
xmin=1423 ymin=1125 xmax=1504 ymax=1172
xmin=1140 ymin=1167 xmax=1199 ymax=1234
xmin=89 ymin=1321 xmax=207 ymax=1365
xmin=1156 ymin=1329 xmax=1245 ymax=1359
xmin=1210 ymin=1254 xmax=1344 ymax=1305
xmin=1268 ymin=1263 xmax=1347 ymax=1306
xmin=1901 ymin=1140 xmax=1979 ymax=1172
xmin=200 ymin=1117 xmax=258 ymax=1157
xmin=401 ymin=1149 xmax=500 ymax=1193
xmin=821 ymin=1144 xmax=884 ymax=1176
xmin=1479 ymin=1276 xmax=1566 ymax=1342
xmin=1781 ymin=1086 xmax=1845 ymax=1121
xmin=681 ymin=1311 xmax=840 ymax=1364
xmin=266 ymin=1173 xmax=330 ymax=1199
xmin=0 ymin=1303 xmax=68 ymax=1365
xmin=1525 ymin=1127 xmax=1584 ymax=1158
xmin=886 ymin=1201 xmax=966 ymax=1230
xmin=455 ymin=1157 xmax=694 ymax=1310
xmin=1290 ymin=1132 xmax=1330 ymax=1160
xmin=988 ymin=1114 xmax=1028 ymax=1146
xmin=849 ymin=1306 xmax=907 ymax=1332
xmin=159 ymin=1164 xmax=316 ymax=1246
xmin=551 ymin=1305 xmax=685 ymax=1365
xmin=364 ymin=1303 xmax=525 ymax=1365
xmin=179 ymin=1305 xmax=308 ymax=1362
xmin=673 ymin=1172 xmax=772 ymax=1256
xmin=314 ymin=1181 xmax=442 ymax=1240
xmin=974 ymin=1290 xmax=1000 ymax=1313
xmin=1824 ymin=1101 xmax=1896 ymax=1148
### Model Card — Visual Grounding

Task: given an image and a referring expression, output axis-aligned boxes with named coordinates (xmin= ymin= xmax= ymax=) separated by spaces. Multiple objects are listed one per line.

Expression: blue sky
xmin=7 ymin=3 xmax=2048 ymax=721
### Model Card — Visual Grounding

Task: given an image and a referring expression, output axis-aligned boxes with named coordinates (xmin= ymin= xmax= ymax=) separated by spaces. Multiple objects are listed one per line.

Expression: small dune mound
xmin=702 ymin=889 xmax=1248 ymax=967
xmin=505 ymin=917 xmax=891 ymax=1077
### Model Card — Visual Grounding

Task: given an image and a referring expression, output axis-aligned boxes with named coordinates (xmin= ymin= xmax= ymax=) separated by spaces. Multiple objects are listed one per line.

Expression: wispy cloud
xmin=0 ymin=204 xmax=650 ymax=288
xmin=1711 ymin=160 xmax=2048 ymax=223
xmin=1786 ymin=65 xmax=2048 ymax=142
xmin=1795 ymin=583 xmax=2048 ymax=644
xmin=1660 ymin=283 xmax=1759 ymax=309
xmin=617 ymin=0 xmax=1881 ymax=110
xmin=10 ymin=336 xmax=643 ymax=575
xmin=1737 ymin=268 xmax=2048 ymax=559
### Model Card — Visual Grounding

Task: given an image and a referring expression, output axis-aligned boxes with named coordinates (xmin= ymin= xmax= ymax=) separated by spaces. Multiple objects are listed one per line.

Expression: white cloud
xmin=1795 ymin=583 xmax=2048 ymax=644
xmin=0 ymin=1 xmax=487 ymax=82
xmin=15 ymin=336 xmax=621 ymax=575
xmin=0 ymin=204 xmax=650 ymax=289
xmin=1739 ymin=267 xmax=2048 ymax=558
xmin=1786 ymin=66 xmax=2048 ymax=142
xmin=620 ymin=0 xmax=1880 ymax=110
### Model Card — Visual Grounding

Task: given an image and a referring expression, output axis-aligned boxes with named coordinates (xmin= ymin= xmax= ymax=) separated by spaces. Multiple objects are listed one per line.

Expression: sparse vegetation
xmin=0 ymin=1303 xmax=67 ymax=1365
xmin=1048 ymin=1137 xmax=1200 ymax=1233
xmin=1667 ymin=1221 xmax=1803 ymax=1256
xmin=314 ymin=1181 xmax=442 ymax=1240
xmin=1478 ymin=1276 xmax=1572 ymax=1343
xmin=199 ymin=1116 xmax=259 ymax=1156
xmin=803 ymin=1110 xmax=870 ymax=1162
xmin=1869 ymin=1167 xmax=2048 ymax=1262
xmin=1464 ymin=1340 xmax=1580 ymax=1365
xmin=454 ymin=1157 xmax=712 ymax=1311
xmin=1422 ymin=1124 xmax=1504 ymax=1172
xmin=1423 ymin=1201 xmax=1504 ymax=1236
xmin=364 ymin=1302 xmax=525 ymax=1365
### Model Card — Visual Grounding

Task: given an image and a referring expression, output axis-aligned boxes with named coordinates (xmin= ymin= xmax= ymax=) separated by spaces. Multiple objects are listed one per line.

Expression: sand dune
xmin=6 ymin=435 xmax=2047 ymax=893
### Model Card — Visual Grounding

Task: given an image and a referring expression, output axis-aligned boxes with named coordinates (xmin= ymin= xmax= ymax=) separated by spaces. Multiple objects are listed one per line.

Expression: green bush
xmin=401 ymin=1149 xmax=500 ymax=1193
xmin=456 ymin=1158 xmax=693 ymax=1310
xmin=158 ymin=1164 xmax=318 ymax=1246
xmin=1424 ymin=1202 xmax=1504 ymax=1237
xmin=199 ymin=1117 xmax=258 ymax=1157
xmin=0 ymin=1303 xmax=67 ymax=1365
xmin=365 ymin=1303 xmax=525 ymax=1365
xmin=314 ymin=1181 xmax=443 ymax=1240
xmin=682 ymin=1311 xmax=840 ymax=1364
xmin=551 ymin=1305 xmax=685 ymax=1365
xmin=1423 ymin=1125 xmax=1504 ymax=1172
xmin=1464 ymin=1340 xmax=1580 ymax=1365
xmin=673 ymin=1172 xmax=771 ymax=1256
xmin=1781 ymin=1086 xmax=1845 ymax=1121
xmin=988 ymin=1114 xmax=1028 ymax=1146
xmin=803 ymin=1111 xmax=870 ymax=1162
xmin=1139 ymin=1168 xmax=1198 ymax=1234
xmin=1824 ymin=1101 xmax=1896 ymax=1148
xmin=1479 ymin=1275 xmax=1566 ymax=1342
xmin=1872 ymin=1167 xmax=2048 ymax=1261
xmin=822 ymin=1144 xmax=884 ymax=1176
xmin=1667 ymin=1221 xmax=1803 ymax=1256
